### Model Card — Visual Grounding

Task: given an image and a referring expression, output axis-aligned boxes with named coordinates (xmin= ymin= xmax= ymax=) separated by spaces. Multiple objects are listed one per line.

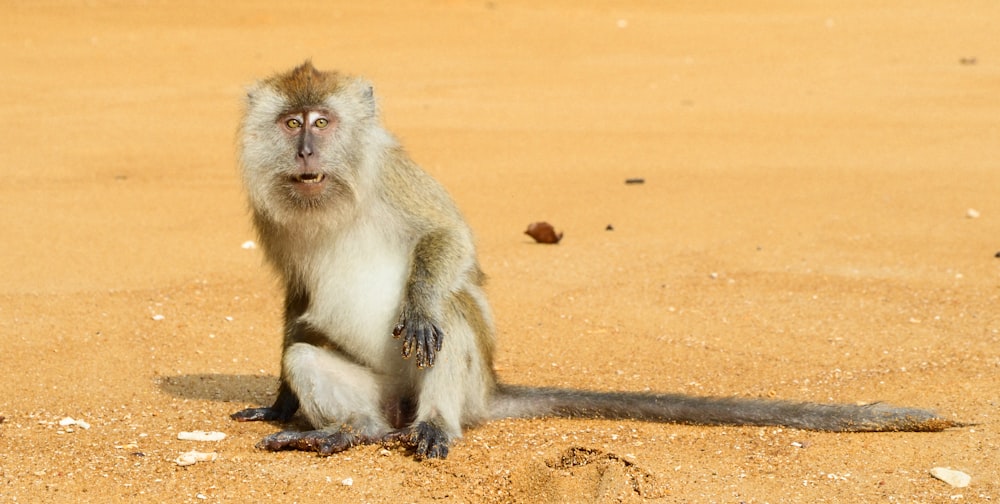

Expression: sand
xmin=1 ymin=1 xmax=997 ymax=502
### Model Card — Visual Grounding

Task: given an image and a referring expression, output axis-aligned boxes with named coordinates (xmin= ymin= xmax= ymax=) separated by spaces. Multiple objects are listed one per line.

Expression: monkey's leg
xmin=255 ymin=342 xmax=393 ymax=455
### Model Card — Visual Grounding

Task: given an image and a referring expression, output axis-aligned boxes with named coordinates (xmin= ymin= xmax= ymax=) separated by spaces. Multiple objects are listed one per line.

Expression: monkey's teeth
xmin=295 ymin=173 xmax=326 ymax=184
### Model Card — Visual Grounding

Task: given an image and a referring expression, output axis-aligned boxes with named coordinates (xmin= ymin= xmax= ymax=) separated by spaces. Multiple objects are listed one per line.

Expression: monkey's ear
xmin=244 ymin=83 xmax=261 ymax=105
xmin=348 ymin=77 xmax=377 ymax=116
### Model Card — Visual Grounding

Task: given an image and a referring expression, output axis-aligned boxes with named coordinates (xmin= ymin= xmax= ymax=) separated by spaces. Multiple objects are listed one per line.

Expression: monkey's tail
xmin=488 ymin=384 xmax=962 ymax=432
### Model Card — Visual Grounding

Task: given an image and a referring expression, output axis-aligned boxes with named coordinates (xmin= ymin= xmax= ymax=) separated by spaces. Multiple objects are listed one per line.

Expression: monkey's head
xmin=239 ymin=61 xmax=379 ymax=222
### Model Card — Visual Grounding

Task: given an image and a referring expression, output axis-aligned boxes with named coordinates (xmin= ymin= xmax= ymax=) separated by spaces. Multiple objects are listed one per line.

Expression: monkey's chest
xmin=298 ymin=228 xmax=410 ymax=365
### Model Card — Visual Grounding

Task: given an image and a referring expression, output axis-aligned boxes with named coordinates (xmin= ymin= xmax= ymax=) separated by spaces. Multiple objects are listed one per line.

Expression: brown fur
xmin=265 ymin=61 xmax=345 ymax=111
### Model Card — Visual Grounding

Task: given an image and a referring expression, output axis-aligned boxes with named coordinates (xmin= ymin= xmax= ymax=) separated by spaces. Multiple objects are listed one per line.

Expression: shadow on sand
xmin=156 ymin=373 xmax=278 ymax=404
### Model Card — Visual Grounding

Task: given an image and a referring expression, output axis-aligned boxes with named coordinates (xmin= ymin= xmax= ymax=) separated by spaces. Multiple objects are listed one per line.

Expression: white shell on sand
xmin=930 ymin=467 xmax=971 ymax=488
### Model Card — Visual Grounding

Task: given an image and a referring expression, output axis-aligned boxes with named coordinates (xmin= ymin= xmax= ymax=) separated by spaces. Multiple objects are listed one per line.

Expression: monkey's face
xmin=240 ymin=63 xmax=378 ymax=219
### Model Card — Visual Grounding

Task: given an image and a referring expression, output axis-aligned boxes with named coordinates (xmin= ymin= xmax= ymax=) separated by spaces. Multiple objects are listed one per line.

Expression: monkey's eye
xmin=314 ymin=117 xmax=329 ymax=128
xmin=285 ymin=118 xmax=302 ymax=129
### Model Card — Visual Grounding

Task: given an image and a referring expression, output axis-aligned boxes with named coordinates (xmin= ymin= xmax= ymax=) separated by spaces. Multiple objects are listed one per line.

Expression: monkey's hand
xmin=392 ymin=310 xmax=444 ymax=369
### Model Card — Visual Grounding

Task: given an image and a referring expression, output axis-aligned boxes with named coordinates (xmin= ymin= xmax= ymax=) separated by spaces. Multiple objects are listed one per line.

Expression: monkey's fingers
xmin=414 ymin=326 xmax=432 ymax=368
xmin=395 ymin=314 xmax=445 ymax=368
xmin=400 ymin=330 xmax=416 ymax=359
xmin=416 ymin=325 xmax=445 ymax=368
xmin=426 ymin=325 xmax=444 ymax=365
xmin=433 ymin=325 xmax=444 ymax=352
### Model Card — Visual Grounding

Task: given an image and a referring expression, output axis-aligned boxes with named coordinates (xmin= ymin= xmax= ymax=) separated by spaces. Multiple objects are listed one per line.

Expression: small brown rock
xmin=525 ymin=222 xmax=563 ymax=244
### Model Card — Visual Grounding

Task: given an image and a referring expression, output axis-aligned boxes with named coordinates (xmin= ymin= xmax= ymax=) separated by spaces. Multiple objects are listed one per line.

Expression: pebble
xmin=966 ymin=208 xmax=980 ymax=219
xmin=178 ymin=431 xmax=227 ymax=442
xmin=241 ymin=240 xmax=257 ymax=249
xmin=341 ymin=477 xmax=354 ymax=487
xmin=59 ymin=417 xmax=91 ymax=430
xmin=930 ymin=467 xmax=971 ymax=488
xmin=174 ymin=450 xmax=218 ymax=467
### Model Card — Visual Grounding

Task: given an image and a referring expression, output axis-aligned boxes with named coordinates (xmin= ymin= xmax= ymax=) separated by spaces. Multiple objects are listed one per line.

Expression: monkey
xmin=231 ymin=61 xmax=962 ymax=460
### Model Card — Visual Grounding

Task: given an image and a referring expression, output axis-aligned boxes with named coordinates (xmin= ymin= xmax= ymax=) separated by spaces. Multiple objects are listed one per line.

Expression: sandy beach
xmin=1 ymin=1 xmax=997 ymax=502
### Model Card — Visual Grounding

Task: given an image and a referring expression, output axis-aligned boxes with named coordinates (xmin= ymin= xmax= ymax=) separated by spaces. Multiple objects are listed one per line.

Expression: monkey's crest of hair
xmin=244 ymin=61 xmax=376 ymax=125
xmin=265 ymin=61 xmax=346 ymax=111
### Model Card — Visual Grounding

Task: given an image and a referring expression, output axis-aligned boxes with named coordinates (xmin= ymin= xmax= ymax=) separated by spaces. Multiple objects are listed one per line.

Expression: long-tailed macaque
xmin=232 ymin=62 xmax=960 ymax=460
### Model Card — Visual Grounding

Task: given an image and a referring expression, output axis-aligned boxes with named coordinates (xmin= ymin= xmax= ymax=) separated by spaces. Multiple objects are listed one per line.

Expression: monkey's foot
xmin=256 ymin=430 xmax=358 ymax=456
xmin=393 ymin=311 xmax=444 ymax=369
xmin=385 ymin=421 xmax=451 ymax=460
xmin=231 ymin=407 xmax=285 ymax=422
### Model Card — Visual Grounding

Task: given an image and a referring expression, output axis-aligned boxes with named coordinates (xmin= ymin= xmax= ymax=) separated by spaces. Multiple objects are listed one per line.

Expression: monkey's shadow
xmin=157 ymin=373 xmax=277 ymax=404
xmin=158 ymin=374 xmax=314 ymax=429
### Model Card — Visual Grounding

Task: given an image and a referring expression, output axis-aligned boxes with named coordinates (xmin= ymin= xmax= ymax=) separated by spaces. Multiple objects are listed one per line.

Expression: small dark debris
xmin=994 ymin=251 xmax=1000 ymax=258
xmin=960 ymin=57 xmax=977 ymax=66
xmin=132 ymin=452 xmax=146 ymax=457
xmin=606 ymin=224 xmax=614 ymax=231
xmin=525 ymin=222 xmax=563 ymax=244
xmin=0 ymin=416 xmax=5 ymax=424
xmin=625 ymin=178 xmax=645 ymax=185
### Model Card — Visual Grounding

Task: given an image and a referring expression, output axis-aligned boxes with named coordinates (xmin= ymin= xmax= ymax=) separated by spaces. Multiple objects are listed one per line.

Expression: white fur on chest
xmin=298 ymin=212 xmax=411 ymax=369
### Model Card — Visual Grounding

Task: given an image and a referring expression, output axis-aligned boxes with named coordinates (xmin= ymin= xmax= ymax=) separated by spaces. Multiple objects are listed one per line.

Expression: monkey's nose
xmin=298 ymin=133 xmax=314 ymax=158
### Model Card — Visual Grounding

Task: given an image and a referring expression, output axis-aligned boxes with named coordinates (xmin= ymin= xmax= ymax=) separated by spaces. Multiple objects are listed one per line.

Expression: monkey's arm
xmin=394 ymin=229 xmax=473 ymax=368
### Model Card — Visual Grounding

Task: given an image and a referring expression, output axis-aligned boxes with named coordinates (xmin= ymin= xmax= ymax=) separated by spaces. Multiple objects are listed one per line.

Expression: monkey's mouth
xmin=289 ymin=172 xmax=327 ymax=198
xmin=292 ymin=173 xmax=326 ymax=184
